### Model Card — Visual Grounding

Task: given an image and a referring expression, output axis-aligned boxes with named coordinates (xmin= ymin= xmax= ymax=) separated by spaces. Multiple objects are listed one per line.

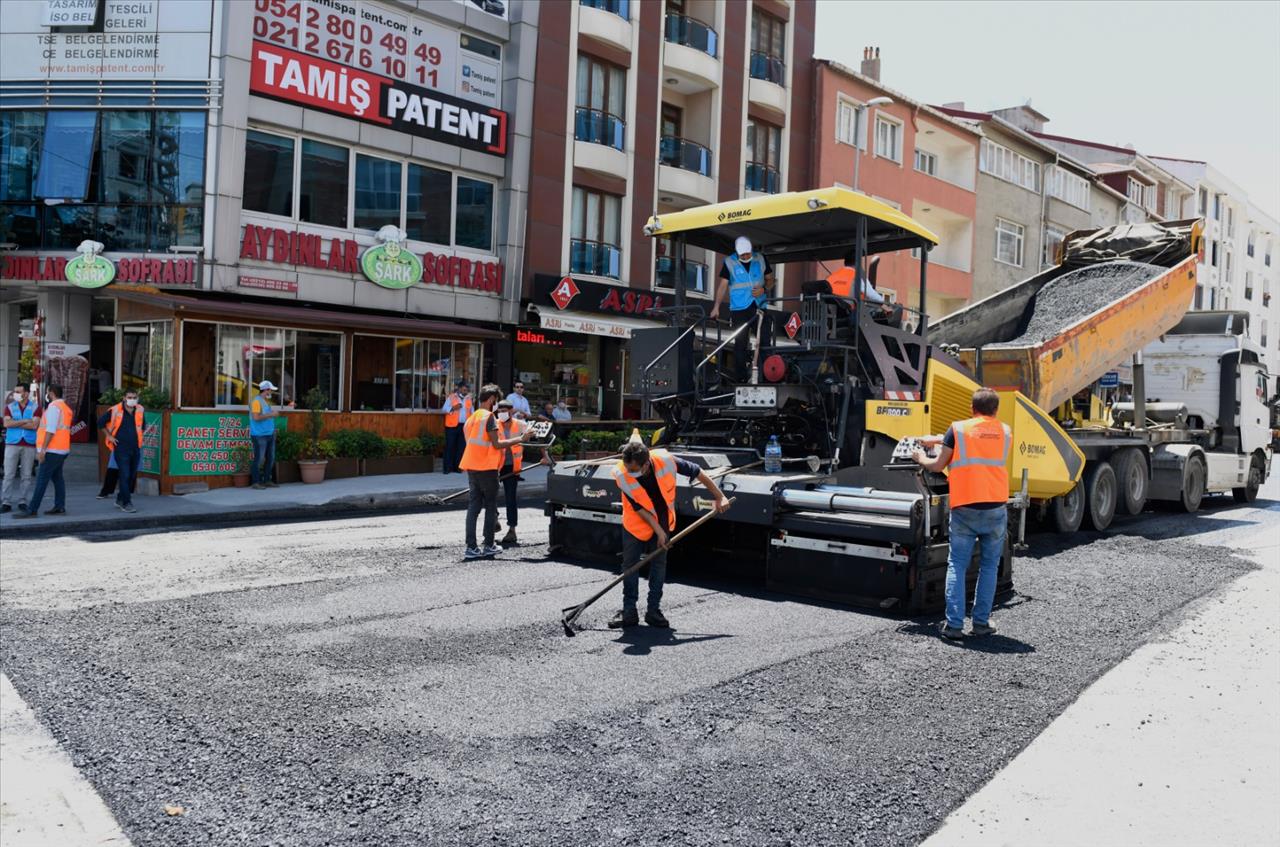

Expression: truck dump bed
xmin=930 ymin=221 xmax=1200 ymax=412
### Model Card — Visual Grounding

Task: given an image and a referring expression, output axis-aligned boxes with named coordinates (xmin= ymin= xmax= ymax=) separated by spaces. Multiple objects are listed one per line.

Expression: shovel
xmin=420 ymin=452 xmax=553 ymax=506
xmin=559 ymin=497 xmax=735 ymax=636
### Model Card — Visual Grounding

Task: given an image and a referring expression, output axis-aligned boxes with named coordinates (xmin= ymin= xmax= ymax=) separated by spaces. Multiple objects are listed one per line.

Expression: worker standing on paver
xmin=912 ymin=387 xmax=1011 ymax=640
xmin=709 ymin=236 xmax=775 ymax=381
xmin=609 ymin=441 xmax=730 ymax=629
xmin=460 ymin=384 xmax=530 ymax=559
xmin=441 ymin=380 xmax=472 ymax=475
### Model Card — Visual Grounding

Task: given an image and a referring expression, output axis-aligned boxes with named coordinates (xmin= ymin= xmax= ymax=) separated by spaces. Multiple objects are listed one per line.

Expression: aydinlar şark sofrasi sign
xmin=65 ymin=241 xmax=115 ymax=288
xmin=361 ymin=226 xmax=424 ymax=289
xmin=249 ymin=42 xmax=507 ymax=157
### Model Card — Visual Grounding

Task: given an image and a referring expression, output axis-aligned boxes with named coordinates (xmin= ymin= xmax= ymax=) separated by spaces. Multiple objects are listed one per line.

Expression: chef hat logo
xmin=375 ymin=225 xmax=407 ymax=259
xmin=76 ymin=240 xmax=105 ymax=265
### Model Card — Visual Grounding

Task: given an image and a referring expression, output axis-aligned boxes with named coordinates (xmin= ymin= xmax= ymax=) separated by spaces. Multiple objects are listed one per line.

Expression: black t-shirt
xmin=625 ymin=456 xmax=702 ymax=530
xmin=943 ymin=424 xmax=1003 ymax=510
xmin=718 ymin=255 xmax=773 ymax=279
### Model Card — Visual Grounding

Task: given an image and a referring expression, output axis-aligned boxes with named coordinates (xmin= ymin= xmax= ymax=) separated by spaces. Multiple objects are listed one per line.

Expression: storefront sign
xmin=784 ymin=312 xmax=803 ymax=339
xmin=1 ymin=253 xmax=198 ymax=286
xmin=534 ymin=274 xmax=667 ymax=318
xmin=65 ymin=241 xmax=115 ymax=288
xmin=362 ymin=226 xmax=424 ymax=289
xmin=167 ymin=412 xmax=285 ymax=476
xmin=421 ymin=251 xmax=502 ymax=292
xmin=141 ymin=411 xmax=163 ymax=474
xmin=539 ymin=312 xmax=635 ymax=340
xmin=238 ymin=275 xmax=299 ymax=293
xmin=516 ymin=328 xmax=563 ymax=347
xmin=249 ymin=42 xmax=507 ymax=156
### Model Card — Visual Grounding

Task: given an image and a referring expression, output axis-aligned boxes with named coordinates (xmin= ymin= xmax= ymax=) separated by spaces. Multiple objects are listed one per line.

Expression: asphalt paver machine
xmin=544 ymin=188 xmax=1081 ymax=613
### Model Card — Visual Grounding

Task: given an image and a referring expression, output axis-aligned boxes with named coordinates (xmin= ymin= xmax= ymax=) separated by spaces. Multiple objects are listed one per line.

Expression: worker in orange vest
xmin=912 ymin=388 xmax=1012 ymax=640
xmin=16 ymin=383 xmax=74 ymax=519
xmin=609 ymin=440 xmax=730 ymax=629
xmin=494 ymin=398 xmax=525 ymax=547
xmin=441 ymin=379 xmax=472 ymax=474
xmin=96 ymin=388 xmax=145 ymax=513
xmin=460 ymin=384 xmax=530 ymax=559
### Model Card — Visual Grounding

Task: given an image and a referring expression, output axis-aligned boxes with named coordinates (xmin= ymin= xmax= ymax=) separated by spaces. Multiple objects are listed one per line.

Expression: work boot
xmin=500 ymin=528 xmax=518 ymax=546
xmin=608 ymin=609 xmax=639 ymax=629
xmin=970 ymin=620 xmax=998 ymax=637
xmin=939 ymin=623 xmax=965 ymax=640
xmin=644 ymin=609 xmax=670 ymax=629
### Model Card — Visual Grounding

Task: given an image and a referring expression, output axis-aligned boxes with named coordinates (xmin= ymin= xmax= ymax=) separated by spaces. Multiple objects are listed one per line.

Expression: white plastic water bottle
xmin=764 ymin=435 xmax=782 ymax=473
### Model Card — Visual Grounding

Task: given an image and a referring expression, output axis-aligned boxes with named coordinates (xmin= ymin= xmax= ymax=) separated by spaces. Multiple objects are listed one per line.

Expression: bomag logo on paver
xmin=1019 ymin=441 xmax=1047 ymax=457
xmin=717 ymin=209 xmax=753 ymax=222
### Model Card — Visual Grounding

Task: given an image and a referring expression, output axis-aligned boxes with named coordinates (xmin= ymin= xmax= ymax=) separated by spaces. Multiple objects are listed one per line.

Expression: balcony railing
xmin=655 ymin=256 xmax=708 ymax=295
xmin=580 ymin=0 xmax=629 ymax=19
xmin=574 ymin=107 xmax=625 ymax=151
xmin=659 ymin=136 xmax=712 ymax=177
xmin=570 ymin=239 xmax=622 ymax=279
xmin=745 ymin=162 xmax=780 ymax=194
xmin=749 ymin=51 xmax=785 ymax=85
xmin=664 ymin=14 xmax=718 ymax=57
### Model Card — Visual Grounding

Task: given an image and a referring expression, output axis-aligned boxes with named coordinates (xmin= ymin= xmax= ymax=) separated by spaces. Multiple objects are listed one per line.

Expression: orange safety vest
xmin=826 ymin=266 xmax=858 ymax=298
xmin=444 ymin=393 xmax=472 ymax=428
xmin=948 ymin=415 xmax=1011 ymax=508
xmin=612 ymin=449 xmax=678 ymax=540
xmin=459 ymin=409 xmax=504 ymax=472
xmin=36 ymin=398 xmax=73 ymax=452
xmin=499 ymin=418 xmax=524 ymax=472
xmin=104 ymin=403 xmax=144 ymax=452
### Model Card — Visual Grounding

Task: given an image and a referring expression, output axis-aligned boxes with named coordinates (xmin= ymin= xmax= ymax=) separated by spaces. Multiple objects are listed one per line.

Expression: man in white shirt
xmin=505 ymin=381 xmax=532 ymax=420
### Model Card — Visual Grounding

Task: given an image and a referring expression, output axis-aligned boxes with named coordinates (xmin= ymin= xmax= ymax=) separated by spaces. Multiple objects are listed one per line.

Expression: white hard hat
xmin=734 ymin=236 xmax=753 ymax=256
xmin=258 ymin=380 xmax=277 ymax=391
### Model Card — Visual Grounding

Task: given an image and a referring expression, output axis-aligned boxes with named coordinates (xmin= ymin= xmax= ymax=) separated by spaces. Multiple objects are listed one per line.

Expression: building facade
xmin=520 ymin=0 xmax=815 ymax=419
xmin=813 ymin=57 xmax=978 ymax=320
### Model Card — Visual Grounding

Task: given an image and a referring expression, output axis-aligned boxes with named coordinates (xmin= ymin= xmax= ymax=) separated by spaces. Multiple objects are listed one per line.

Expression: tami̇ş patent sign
xmin=248 ymin=42 xmax=508 ymax=157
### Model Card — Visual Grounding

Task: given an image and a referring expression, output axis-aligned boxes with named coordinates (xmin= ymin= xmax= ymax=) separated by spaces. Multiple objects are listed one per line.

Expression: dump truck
xmin=931 ymin=221 xmax=1272 ymax=531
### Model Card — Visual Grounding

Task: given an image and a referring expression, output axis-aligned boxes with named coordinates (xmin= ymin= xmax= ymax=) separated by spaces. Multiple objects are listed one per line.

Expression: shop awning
xmin=112 ymin=289 xmax=506 ymax=341
xmin=533 ymin=308 xmax=663 ymax=339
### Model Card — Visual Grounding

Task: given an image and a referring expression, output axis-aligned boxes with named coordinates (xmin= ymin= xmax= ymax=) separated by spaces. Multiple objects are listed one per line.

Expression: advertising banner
xmin=141 ymin=411 xmax=163 ymax=474
xmin=168 ymin=412 xmax=285 ymax=476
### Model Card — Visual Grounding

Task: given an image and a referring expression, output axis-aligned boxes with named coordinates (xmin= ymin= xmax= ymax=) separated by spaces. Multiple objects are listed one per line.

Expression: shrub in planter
xmin=274 ymin=429 xmax=305 ymax=483
xmin=418 ymin=431 xmax=443 ymax=457
xmin=328 ymin=428 xmax=387 ymax=460
xmin=364 ymin=436 xmax=433 ymax=475
xmin=299 ymin=386 xmax=330 ymax=483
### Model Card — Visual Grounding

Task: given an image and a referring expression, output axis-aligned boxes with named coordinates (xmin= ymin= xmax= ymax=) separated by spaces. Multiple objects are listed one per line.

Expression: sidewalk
xmin=0 ymin=466 xmax=549 ymax=536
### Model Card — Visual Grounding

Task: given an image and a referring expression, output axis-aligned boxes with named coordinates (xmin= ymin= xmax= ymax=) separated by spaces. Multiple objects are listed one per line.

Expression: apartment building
xmin=521 ymin=0 xmax=815 ymax=418
xmin=813 ymin=56 xmax=978 ymax=320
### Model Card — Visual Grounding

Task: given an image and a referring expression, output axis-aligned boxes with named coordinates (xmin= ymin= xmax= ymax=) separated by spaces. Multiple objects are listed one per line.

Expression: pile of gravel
xmin=991 ymin=260 xmax=1166 ymax=348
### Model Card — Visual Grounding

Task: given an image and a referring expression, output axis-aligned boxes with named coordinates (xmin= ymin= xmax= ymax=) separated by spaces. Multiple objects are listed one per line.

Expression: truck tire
xmin=1232 ymin=456 xmax=1264 ymax=503
xmin=1050 ymin=482 xmax=1085 ymax=534
xmin=1178 ymin=454 xmax=1206 ymax=513
xmin=1083 ymin=461 xmax=1118 ymax=531
xmin=1111 ymin=448 xmax=1148 ymax=515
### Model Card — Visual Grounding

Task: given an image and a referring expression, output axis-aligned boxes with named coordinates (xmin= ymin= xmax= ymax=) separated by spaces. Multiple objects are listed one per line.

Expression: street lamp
xmin=853 ymin=96 xmax=894 ymax=194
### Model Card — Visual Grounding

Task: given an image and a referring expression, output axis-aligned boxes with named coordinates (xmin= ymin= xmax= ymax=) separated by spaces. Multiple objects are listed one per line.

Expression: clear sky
xmin=814 ymin=0 xmax=1280 ymax=220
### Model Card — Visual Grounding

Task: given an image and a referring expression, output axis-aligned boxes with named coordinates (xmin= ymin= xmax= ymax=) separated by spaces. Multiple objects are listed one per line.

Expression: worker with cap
xmin=494 ymin=398 xmax=525 ymax=546
xmin=710 ymin=236 xmax=775 ymax=381
xmin=249 ymin=380 xmax=293 ymax=489
xmin=461 ymin=384 xmax=531 ymax=559
xmin=912 ymin=387 xmax=1011 ymax=640
xmin=441 ymin=379 xmax=473 ymax=474
xmin=610 ymin=438 xmax=731 ymax=629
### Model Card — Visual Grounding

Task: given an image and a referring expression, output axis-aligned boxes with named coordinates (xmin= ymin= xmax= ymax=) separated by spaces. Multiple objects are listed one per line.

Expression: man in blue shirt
xmin=2 ymin=382 xmax=40 ymax=513
xmin=249 ymin=380 xmax=292 ymax=489
xmin=709 ymin=236 xmax=775 ymax=381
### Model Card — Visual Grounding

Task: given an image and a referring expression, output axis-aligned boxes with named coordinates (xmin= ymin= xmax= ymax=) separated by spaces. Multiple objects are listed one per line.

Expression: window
xmin=1210 ymin=240 xmax=1218 ymax=266
xmin=750 ymin=10 xmax=786 ymax=84
xmin=1224 ymin=249 xmax=1232 ymax=283
xmin=575 ymin=54 xmax=626 ymax=150
xmin=913 ymin=148 xmax=937 ymax=176
xmin=1225 ymin=206 xmax=1235 ymax=237
xmin=1046 ymin=165 xmax=1090 ymax=212
xmin=120 ymin=321 xmax=173 ymax=394
xmin=979 ymin=138 xmax=1038 ymax=191
xmin=243 ymin=130 xmax=294 ymax=217
xmin=299 ymin=139 xmax=348 ymax=227
xmin=1126 ymin=176 xmax=1147 ymax=206
xmin=213 ymin=324 xmax=342 ymax=408
xmin=352 ymin=335 xmax=480 ymax=411
xmin=455 ymin=177 xmax=494 ymax=252
xmin=405 ymin=164 xmax=452 ymax=245
xmin=1198 ymin=186 xmax=1207 ymax=215
xmin=1042 ymin=224 xmax=1066 ymax=268
xmin=0 ymin=110 xmax=205 ymax=251
xmin=836 ymin=97 xmax=858 ymax=147
xmin=353 ymin=154 xmax=402 ymax=231
xmin=1266 ymin=240 xmax=1273 ymax=267
xmin=1212 ymin=193 xmax=1220 ymax=220
xmin=875 ymin=116 xmax=901 ymax=163
xmin=570 ymin=186 xmax=623 ymax=278
xmin=995 ymin=217 xmax=1024 ymax=267
xmin=1245 ymin=271 xmax=1253 ymax=300
xmin=745 ymin=119 xmax=782 ymax=193
xmin=1247 ymin=231 xmax=1255 ymax=257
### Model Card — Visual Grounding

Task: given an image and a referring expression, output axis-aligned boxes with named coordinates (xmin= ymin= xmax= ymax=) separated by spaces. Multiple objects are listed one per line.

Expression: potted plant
xmin=298 ymin=385 xmax=330 ymax=484
xmin=365 ymin=436 xmax=434 ymax=475
xmin=231 ymin=444 xmax=253 ymax=487
xmin=327 ymin=428 xmax=378 ymax=478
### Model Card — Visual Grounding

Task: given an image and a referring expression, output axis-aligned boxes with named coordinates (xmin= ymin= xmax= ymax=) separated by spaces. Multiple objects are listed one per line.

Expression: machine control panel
xmin=891 ymin=437 xmax=923 ymax=462
xmin=735 ymin=386 xmax=777 ymax=408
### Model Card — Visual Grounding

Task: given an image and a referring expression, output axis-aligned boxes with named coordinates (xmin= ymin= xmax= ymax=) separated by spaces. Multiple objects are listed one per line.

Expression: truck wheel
xmin=1050 ymin=483 xmax=1085 ymax=534
xmin=1083 ymin=461 xmax=1117 ymax=531
xmin=1178 ymin=454 xmax=1206 ymax=513
xmin=1232 ymin=456 xmax=1264 ymax=504
xmin=1111 ymin=448 xmax=1148 ymax=515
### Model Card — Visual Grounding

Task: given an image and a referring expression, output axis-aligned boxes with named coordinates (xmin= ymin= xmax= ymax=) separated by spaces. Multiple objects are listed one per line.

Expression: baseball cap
xmin=734 ymin=236 xmax=753 ymax=256
xmin=258 ymin=380 xmax=277 ymax=391
xmin=497 ymin=399 xmax=513 ymax=409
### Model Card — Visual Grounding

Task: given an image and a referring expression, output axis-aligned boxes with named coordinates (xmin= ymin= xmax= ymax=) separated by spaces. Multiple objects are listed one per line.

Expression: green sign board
xmin=167 ymin=412 xmax=285 ymax=476
xmin=361 ymin=240 xmax=423 ymax=289
xmin=141 ymin=411 xmax=163 ymax=474
xmin=65 ymin=253 xmax=116 ymax=288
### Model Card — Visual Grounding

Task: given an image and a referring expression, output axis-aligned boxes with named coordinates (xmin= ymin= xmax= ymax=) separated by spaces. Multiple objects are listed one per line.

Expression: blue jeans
xmin=622 ymin=532 xmax=668 ymax=614
xmin=946 ymin=506 xmax=1007 ymax=629
xmin=251 ymin=435 xmax=275 ymax=485
xmin=114 ymin=449 xmax=139 ymax=507
xmin=26 ymin=452 xmax=67 ymax=513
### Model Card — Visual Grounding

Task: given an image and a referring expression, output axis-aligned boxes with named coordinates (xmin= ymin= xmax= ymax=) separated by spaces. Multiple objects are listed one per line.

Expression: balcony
xmin=660 ymin=136 xmax=712 ymax=176
xmin=581 ymin=0 xmax=628 ymax=18
xmin=665 ymin=14 xmax=717 ymax=57
xmin=574 ymin=107 xmax=624 ymax=151
xmin=655 ymin=256 xmax=708 ymax=296
xmin=578 ymin=0 xmax=632 ymax=51
xmin=749 ymin=51 xmax=785 ymax=85
xmin=745 ymin=162 xmax=780 ymax=194
xmin=662 ymin=17 xmax=719 ymax=93
xmin=570 ymin=239 xmax=622 ymax=280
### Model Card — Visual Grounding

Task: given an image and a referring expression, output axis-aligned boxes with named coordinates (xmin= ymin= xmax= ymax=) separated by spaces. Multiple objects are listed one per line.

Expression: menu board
xmin=141 ymin=411 xmax=163 ymax=475
xmin=250 ymin=0 xmax=500 ymax=109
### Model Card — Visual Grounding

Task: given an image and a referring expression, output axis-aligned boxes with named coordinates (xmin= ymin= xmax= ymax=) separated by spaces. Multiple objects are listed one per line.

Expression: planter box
xmin=362 ymin=455 xmax=434 ymax=476
xmin=275 ymin=461 xmax=301 ymax=484
xmin=326 ymin=457 xmax=361 ymax=479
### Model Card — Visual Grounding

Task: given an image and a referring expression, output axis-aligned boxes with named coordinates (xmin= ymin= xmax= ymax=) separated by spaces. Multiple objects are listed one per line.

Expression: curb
xmin=0 ymin=482 xmax=549 ymax=538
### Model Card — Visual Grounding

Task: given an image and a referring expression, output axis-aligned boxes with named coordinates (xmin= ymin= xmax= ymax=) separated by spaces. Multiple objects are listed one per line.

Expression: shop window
xmin=243 ymin=130 xmax=295 ymax=217
xmin=299 ymin=139 xmax=348 ymax=227
xmin=212 ymin=323 xmax=341 ymax=408
xmin=406 ymin=164 xmax=452 ymax=245
xmin=354 ymin=154 xmax=402 ymax=231
xmin=455 ymin=177 xmax=494 ymax=252
xmin=35 ymin=111 xmax=97 ymax=200
xmin=570 ymin=186 xmax=622 ymax=279
xmin=119 ymin=321 xmax=173 ymax=394
xmin=0 ymin=112 xmax=46 ymax=202
xmin=354 ymin=335 xmax=481 ymax=411
xmin=97 ymin=111 xmax=151 ymax=203
xmin=152 ymin=112 xmax=206 ymax=205
xmin=514 ymin=331 xmax=601 ymax=418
